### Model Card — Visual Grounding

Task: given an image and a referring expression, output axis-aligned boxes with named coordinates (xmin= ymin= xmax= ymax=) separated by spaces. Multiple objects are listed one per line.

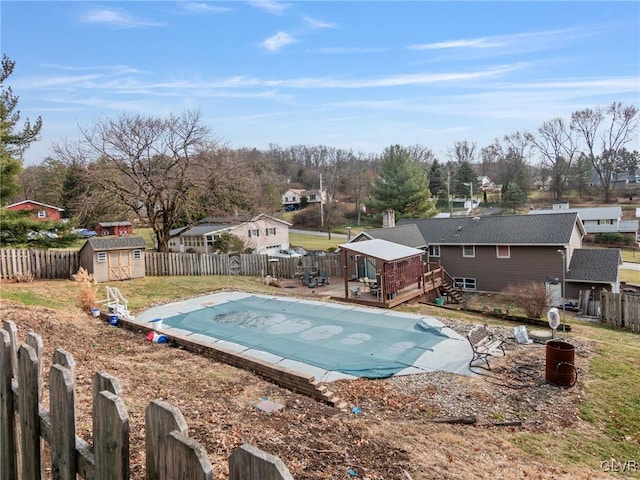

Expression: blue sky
xmin=3 ymin=1 xmax=639 ymax=166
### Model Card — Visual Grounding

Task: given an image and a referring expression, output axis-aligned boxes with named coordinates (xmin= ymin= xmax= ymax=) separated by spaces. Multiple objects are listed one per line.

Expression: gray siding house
xmin=382 ymin=212 xmax=623 ymax=300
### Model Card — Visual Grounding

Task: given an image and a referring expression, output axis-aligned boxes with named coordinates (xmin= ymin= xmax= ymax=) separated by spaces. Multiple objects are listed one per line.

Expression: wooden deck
xmin=332 ymin=268 xmax=447 ymax=309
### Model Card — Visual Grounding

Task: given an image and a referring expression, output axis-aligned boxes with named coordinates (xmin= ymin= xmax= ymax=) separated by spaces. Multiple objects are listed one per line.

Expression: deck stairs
xmin=439 ymin=281 xmax=463 ymax=304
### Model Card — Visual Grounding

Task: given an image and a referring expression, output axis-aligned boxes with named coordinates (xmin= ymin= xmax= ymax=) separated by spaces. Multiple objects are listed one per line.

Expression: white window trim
xmin=97 ymin=252 xmax=107 ymax=263
xmin=496 ymin=245 xmax=510 ymax=259
xmin=463 ymin=245 xmax=475 ymax=258
xmin=428 ymin=245 xmax=440 ymax=257
xmin=37 ymin=210 xmax=46 ymax=218
xmin=454 ymin=277 xmax=477 ymax=290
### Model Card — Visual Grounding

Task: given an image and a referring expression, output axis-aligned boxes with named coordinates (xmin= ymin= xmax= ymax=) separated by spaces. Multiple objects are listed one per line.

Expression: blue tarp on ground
xmin=161 ymin=295 xmax=451 ymax=378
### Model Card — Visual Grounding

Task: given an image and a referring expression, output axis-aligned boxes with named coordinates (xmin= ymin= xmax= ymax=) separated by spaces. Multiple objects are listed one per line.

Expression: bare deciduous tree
xmin=527 ymin=118 xmax=579 ymax=201
xmin=77 ymin=110 xmax=237 ymax=251
xmin=571 ymin=102 xmax=639 ymax=203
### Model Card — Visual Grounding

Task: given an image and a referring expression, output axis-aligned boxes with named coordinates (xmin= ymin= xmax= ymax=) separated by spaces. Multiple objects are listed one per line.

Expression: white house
xmin=529 ymin=204 xmax=639 ymax=239
xmin=168 ymin=214 xmax=292 ymax=254
xmin=281 ymin=188 xmax=326 ymax=211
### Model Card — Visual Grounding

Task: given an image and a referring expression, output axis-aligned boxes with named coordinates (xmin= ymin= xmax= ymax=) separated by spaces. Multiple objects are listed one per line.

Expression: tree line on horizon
xmin=1 ymin=55 xmax=639 ymax=251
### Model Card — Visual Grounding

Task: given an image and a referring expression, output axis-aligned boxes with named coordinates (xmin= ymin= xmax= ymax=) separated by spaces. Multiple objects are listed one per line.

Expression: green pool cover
xmin=162 ymin=295 xmax=451 ymax=378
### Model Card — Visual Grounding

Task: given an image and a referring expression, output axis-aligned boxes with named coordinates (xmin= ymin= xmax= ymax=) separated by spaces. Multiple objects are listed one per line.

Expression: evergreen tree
xmin=501 ymin=182 xmax=527 ymax=213
xmin=428 ymin=160 xmax=445 ymax=198
xmin=1 ymin=55 xmax=43 ymax=204
xmin=368 ymin=145 xmax=434 ymax=218
xmin=453 ymin=161 xmax=477 ymax=197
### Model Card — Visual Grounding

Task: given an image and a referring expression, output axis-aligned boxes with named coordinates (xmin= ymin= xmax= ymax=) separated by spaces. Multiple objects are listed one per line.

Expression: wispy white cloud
xmin=248 ymin=0 xmax=289 ymax=15
xmin=409 ymin=38 xmax=504 ymax=50
xmin=80 ymin=8 xmax=165 ymax=28
xmin=261 ymin=32 xmax=297 ymax=52
xmin=303 ymin=16 xmax=336 ymax=30
xmin=178 ymin=2 xmax=231 ymax=14
xmin=408 ymin=27 xmax=602 ymax=56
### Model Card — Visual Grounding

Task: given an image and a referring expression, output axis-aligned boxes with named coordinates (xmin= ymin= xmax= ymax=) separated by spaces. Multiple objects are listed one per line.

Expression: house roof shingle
xmin=398 ymin=212 xmax=582 ymax=245
xmin=352 ymin=224 xmax=426 ymax=249
xmin=566 ymin=249 xmax=622 ymax=283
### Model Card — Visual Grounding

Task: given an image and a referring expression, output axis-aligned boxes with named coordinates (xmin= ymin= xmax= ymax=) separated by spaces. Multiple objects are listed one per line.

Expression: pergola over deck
xmin=336 ymin=239 xmax=447 ymax=308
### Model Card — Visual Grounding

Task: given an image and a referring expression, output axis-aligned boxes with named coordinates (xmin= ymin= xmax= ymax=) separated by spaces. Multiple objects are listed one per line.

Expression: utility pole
xmin=319 ymin=174 xmax=324 ymax=227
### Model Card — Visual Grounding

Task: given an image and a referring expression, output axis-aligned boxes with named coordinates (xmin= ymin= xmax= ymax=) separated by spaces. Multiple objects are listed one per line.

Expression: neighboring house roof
xmin=351 ymin=224 xmax=426 ymax=249
xmin=528 ymin=206 xmax=622 ymax=221
xmin=339 ymin=239 xmax=424 ymax=262
xmin=177 ymin=214 xmax=292 ymax=237
xmin=98 ymin=221 xmax=132 ymax=227
xmin=399 ymin=212 xmax=584 ymax=245
xmin=180 ymin=224 xmax=234 ymax=237
xmin=81 ymin=236 xmax=147 ymax=252
xmin=566 ymin=249 xmax=622 ymax=284
xmin=6 ymin=200 xmax=65 ymax=211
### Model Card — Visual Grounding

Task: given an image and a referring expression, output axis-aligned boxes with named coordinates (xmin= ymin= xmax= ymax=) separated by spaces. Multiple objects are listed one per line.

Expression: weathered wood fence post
xmin=0 ymin=321 xmax=297 ymax=480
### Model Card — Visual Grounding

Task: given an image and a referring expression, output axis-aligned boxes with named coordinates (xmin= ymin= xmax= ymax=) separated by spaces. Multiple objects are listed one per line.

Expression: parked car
xmin=75 ymin=228 xmax=98 ymax=238
xmin=270 ymin=249 xmax=303 ymax=258
xmin=290 ymin=246 xmax=308 ymax=256
xmin=307 ymin=249 xmax=327 ymax=257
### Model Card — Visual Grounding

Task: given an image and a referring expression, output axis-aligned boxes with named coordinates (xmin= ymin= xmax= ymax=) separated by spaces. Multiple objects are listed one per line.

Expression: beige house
xmin=168 ymin=214 xmax=292 ymax=254
xmin=281 ymin=188 xmax=326 ymax=211
xmin=78 ymin=236 xmax=146 ymax=283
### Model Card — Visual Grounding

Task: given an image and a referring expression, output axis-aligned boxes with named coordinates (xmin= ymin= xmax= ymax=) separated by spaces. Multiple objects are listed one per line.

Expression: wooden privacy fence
xmin=0 ymin=249 xmax=342 ymax=281
xmin=600 ymin=291 xmax=640 ymax=332
xmin=0 ymin=249 xmax=79 ymax=280
xmin=0 ymin=320 xmax=294 ymax=480
xmin=144 ymin=252 xmax=342 ymax=279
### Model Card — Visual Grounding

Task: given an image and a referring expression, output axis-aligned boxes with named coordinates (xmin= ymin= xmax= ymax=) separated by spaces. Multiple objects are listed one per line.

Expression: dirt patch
xmin=0 ymin=298 xmax=603 ymax=479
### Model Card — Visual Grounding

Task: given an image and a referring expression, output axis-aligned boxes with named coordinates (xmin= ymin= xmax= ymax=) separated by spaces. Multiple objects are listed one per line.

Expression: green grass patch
xmin=289 ymin=233 xmax=344 ymax=251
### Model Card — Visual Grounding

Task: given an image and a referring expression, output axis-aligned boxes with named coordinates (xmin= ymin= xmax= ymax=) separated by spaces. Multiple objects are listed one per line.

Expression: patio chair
xmin=318 ymin=271 xmax=329 ymax=286
xmin=302 ymin=270 xmax=318 ymax=288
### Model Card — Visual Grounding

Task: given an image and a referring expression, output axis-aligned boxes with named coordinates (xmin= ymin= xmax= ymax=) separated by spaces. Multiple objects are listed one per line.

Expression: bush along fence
xmin=600 ymin=291 xmax=640 ymax=332
xmin=0 ymin=320 xmax=294 ymax=480
xmin=0 ymin=248 xmax=342 ymax=280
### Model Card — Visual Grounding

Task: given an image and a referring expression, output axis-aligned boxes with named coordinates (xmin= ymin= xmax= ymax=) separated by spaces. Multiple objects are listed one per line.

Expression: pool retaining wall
xmin=114 ymin=316 xmax=347 ymax=409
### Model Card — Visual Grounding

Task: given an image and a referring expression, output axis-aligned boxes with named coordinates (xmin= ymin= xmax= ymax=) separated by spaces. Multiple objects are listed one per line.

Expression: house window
xmin=463 ymin=245 xmax=475 ymax=258
xmin=308 ymin=194 xmax=316 ymax=201
xmin=266 ymin=227 xmax=276 ymax=236
xmin=97 ymin=252 xmax=107 ymax=263
xmin=454 ymin=277 xmax=477 ymax=290
xmin=37 ymin=210 xmax=46 ymax=218
xmin=133 ymin=250 xmax=142 ymax=260
xmin=496 ymin=245 xmax=510 ymax=258
xmin=428 ymin=245 xmax=440 ymax=257
xmin=248 ymin=229 xmax=260 ymax=238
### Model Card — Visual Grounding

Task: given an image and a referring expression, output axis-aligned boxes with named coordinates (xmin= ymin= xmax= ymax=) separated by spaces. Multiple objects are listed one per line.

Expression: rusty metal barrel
xmin=545 ymin=340 xmax=576 ymax=387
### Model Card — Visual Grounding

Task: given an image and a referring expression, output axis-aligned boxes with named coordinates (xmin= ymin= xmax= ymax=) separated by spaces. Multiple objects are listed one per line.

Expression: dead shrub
xmin=74 ymin=267 xmax=98 ymax=312
xmin=14 ymin=272 xmax=35 ymax=283
xmin=501 ymin=281 xmax=551 ymax=318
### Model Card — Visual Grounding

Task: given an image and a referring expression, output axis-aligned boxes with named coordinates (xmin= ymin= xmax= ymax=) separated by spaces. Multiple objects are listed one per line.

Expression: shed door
xmin=108 ymin=250 xmax=133 ymax=281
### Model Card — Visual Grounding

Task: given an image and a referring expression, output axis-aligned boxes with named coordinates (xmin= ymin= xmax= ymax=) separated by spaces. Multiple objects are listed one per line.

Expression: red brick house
xmin=5 ymin=200 xmax=64 ymax=221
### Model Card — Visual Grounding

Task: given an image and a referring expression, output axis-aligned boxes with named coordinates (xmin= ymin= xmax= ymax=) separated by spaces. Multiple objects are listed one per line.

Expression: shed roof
xmin=566 ymin=249 xmax=622 ymax=284
xmin=82 ymin=236 xmax=147 ymax=252
xmin=399 ymin=212 xmax=583 ymax=245
xmin=97 ymin=221 xmax=132 ymax=227
xmin=339 ymin=239 xmax=424 ymax=261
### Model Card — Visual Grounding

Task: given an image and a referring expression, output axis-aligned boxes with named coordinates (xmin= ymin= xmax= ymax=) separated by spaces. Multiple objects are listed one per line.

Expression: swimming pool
xmin=134 ymin=291 xmax=472 ymax=381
